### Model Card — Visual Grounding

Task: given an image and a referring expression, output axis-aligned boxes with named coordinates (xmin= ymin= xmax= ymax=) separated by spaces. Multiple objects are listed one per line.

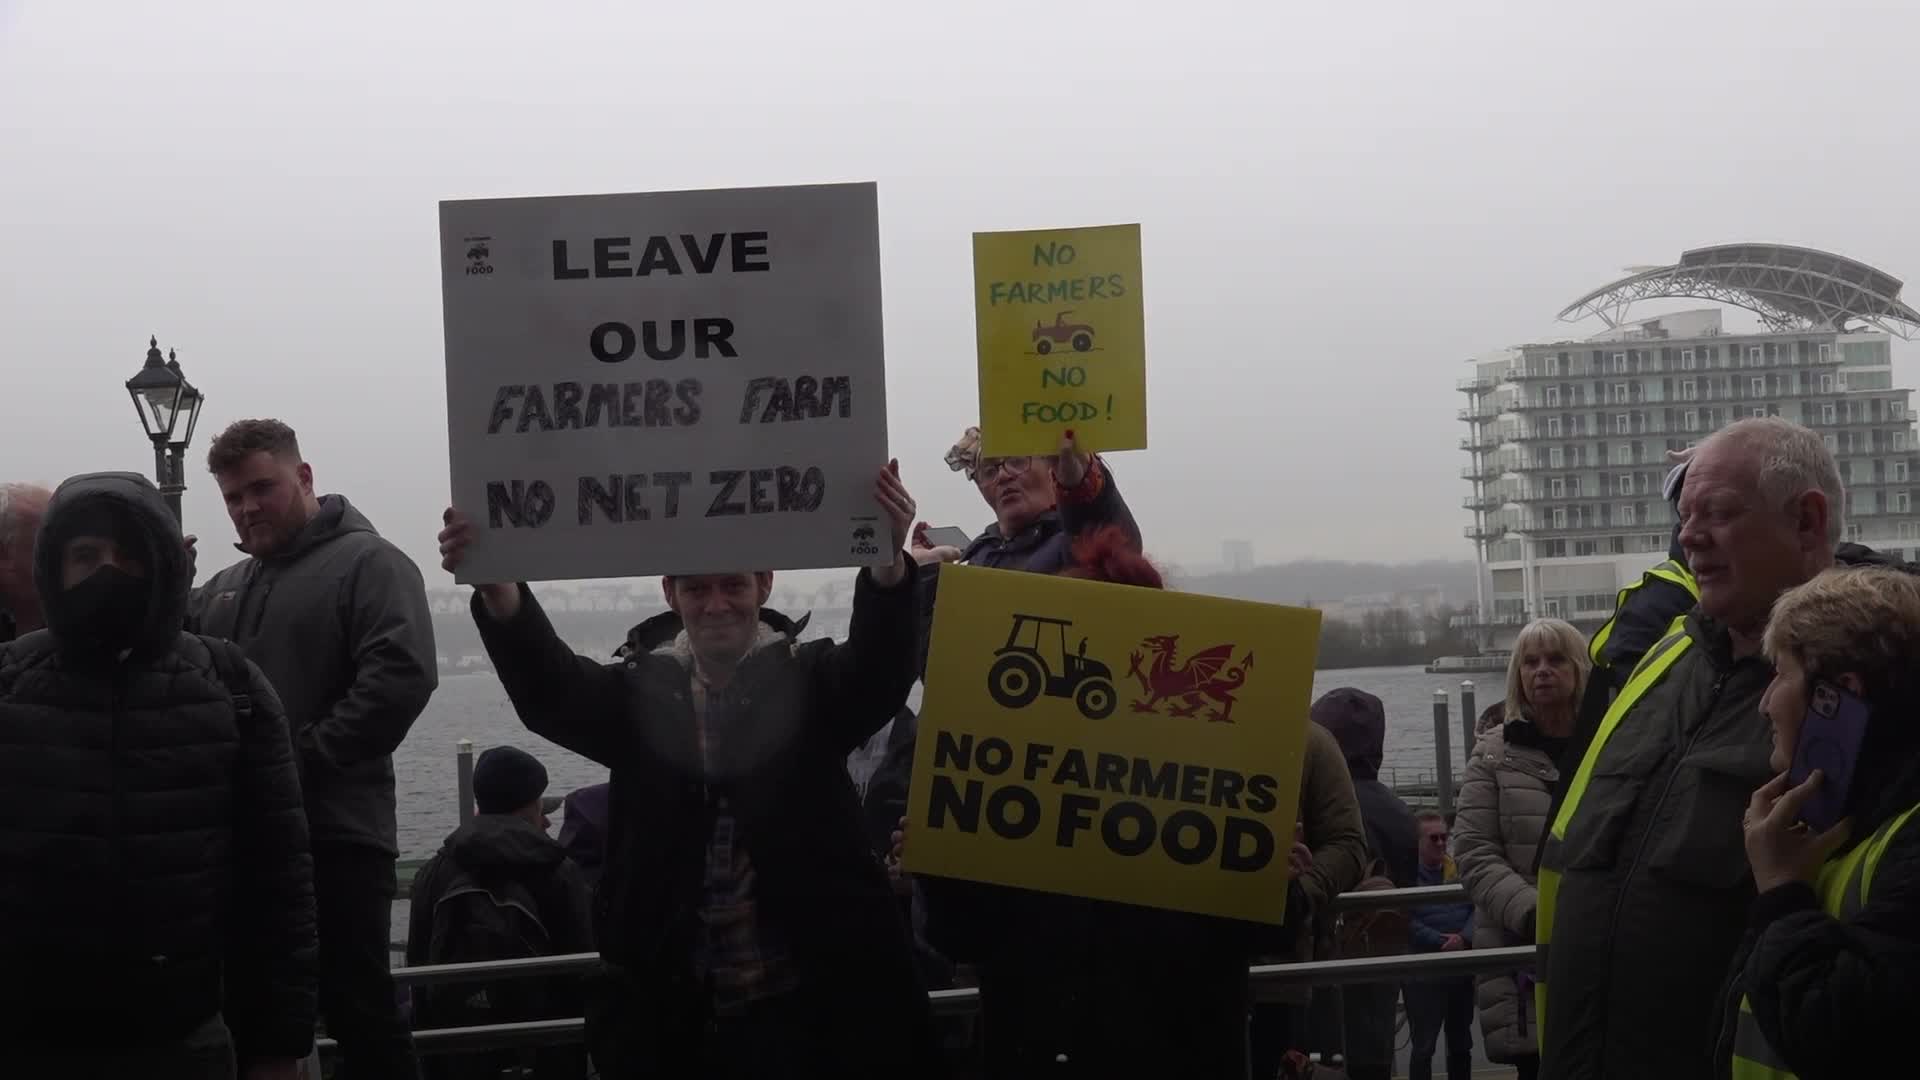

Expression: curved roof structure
xmin=1558 ymin=243 xmax=1920 ymax=341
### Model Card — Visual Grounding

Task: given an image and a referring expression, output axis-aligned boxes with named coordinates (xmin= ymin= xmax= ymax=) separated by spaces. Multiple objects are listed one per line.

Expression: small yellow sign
xmin=972 ymin=223 xmax=1146 ymax=457
xmin=905 ymin=565 xmax=1321 ymax=924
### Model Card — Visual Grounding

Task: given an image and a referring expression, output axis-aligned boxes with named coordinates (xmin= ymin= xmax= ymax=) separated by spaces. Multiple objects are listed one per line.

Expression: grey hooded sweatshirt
xmin=191 ymin=493 xmax=437 ymax=855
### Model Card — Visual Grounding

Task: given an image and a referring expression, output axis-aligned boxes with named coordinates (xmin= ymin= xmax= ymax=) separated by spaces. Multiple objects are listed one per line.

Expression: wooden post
xmin=1461 ymin=679 xmax=1479 ymax=766
xmin=456 ymin=738 xmax=475 ymax=825
xmin=1432 ymin=690 xmax=1454 ymax=817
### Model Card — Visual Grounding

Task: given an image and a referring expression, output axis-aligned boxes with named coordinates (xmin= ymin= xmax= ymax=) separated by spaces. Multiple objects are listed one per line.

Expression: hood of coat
xmin=1502 ymin=712 xmax=1569 ymax=754
xmin=556 ymin=782 xmax=610 ymax=869
xmin=443 ymin=813 xmax=568 ymax=875
xmin=246 ymin=493 xmax=377 ymax=561
xmin=1845 ymin=689 xmax=1920 ymax=835
xmin=32 ymin=471 xmax=189 ymax=658
xmin=1312 ymin=686 xmax=1386 ymax=781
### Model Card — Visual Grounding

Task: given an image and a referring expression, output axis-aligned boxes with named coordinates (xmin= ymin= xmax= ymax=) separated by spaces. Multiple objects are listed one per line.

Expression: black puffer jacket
xmin=474 ymin=565 xmax=944 ymax=1076
xmin=0 ymin=472 xmax=317 ymax=1058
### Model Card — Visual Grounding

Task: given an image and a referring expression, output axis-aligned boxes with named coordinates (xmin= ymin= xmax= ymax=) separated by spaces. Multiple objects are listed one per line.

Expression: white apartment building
xmin=1458 ymin=244 xmax=1920 ymax=648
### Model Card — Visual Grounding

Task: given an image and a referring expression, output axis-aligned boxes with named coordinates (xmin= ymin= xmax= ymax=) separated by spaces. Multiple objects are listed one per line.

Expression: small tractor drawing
xmin=852 ymin=525 xmax=876 ymax=542
xmin=986 ymin=614 xmax=1117 ymax=720
xmin=466 ymin=243 xmax=490 ymax=263
xmin=1031 ymin=311 xmax=1095 ymax=355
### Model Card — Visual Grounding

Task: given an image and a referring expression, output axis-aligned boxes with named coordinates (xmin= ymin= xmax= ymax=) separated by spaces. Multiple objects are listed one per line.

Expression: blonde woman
xmin=1453 ymin=618 xmax=1589 ymax=1080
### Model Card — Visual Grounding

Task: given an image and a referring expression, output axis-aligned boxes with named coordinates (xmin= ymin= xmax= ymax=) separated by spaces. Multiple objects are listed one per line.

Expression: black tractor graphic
xmin=466 ymin=243 xmax=491 ymax=263
xmin=852 ymin=525 xmax=876 ymax=542
xmin=987 ymin=614 xmax=1117 ymax=720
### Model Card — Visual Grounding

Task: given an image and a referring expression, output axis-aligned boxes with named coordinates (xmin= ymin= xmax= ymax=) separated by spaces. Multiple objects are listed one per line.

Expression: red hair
xmin=1058 ymin=526 xmax=1164 ymax=589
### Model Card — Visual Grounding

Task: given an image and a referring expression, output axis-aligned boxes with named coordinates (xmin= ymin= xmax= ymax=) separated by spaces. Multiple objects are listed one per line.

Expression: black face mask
xmin=61 ymin=564 xmax=149 ymax=653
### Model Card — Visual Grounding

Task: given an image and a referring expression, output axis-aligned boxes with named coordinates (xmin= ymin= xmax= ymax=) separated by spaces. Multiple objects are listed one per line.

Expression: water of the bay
xmin=396 ymin=663 xmax=1491 ymax=860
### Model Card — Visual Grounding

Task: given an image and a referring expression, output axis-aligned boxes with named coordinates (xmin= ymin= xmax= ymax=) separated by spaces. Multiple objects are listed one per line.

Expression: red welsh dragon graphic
xmin=1126 ymin=634 xmax=1255 ymax=723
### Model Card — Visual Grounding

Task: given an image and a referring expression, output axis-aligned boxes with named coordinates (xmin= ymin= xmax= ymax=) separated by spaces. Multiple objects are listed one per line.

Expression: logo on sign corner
xmin=849 ymin=518 xmax=880 ymax=557
xmin=463 ymin=236 xmax=494 ymax=276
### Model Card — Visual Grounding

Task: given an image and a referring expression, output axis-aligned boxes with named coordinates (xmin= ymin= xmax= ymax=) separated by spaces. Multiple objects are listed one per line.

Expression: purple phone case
xmin=1788 ymin=680 xmax=1871 ymax=831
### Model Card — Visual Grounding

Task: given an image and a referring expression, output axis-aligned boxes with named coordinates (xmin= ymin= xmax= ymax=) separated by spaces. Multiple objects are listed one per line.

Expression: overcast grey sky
xmin=4 ymin=0 xmax=1917 ymax=583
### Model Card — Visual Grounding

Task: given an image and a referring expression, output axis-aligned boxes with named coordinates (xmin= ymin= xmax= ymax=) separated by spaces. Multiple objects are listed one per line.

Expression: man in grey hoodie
xmin=190 ymin=418 xmax=438 ymax=1078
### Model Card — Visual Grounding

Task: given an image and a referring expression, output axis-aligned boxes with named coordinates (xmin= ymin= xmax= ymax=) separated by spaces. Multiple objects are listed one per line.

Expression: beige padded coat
xmin=1452 ymin=721 xmax=1557 ymax=1063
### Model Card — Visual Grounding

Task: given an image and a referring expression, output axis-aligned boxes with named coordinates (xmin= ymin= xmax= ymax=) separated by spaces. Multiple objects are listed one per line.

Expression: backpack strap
xmin=199 ymin=635 xmax=254 ymax=723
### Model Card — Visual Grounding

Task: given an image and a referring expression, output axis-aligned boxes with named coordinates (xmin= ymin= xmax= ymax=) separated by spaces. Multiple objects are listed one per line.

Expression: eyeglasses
xmin=1426 ymin=832 xmax=1450 ymax=843
xmin=969 ymin=456 xmax=1032 ymax=483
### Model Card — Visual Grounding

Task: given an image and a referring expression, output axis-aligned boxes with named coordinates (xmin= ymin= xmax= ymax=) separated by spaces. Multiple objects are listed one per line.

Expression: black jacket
xmin=0 ymin=472 xmax=317 ymax=1059
xmin=922 ymin=878 xmax=1294 ymax=1079
xmin=406 ymin=813 xmax=596 ymax=966
xmin=407 ymin=813 xmax=595 ymax=1080
xmin=473 ymin=565 xmax=944 ymax=1075
xmin=191 ymin=494 xmax=438 ymax=855
xmin=1712 ymin=715 xmax=1920 ymax=1079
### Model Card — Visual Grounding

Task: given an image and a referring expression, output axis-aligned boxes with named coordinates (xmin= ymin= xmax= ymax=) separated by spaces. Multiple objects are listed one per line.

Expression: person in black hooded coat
xmin=408 ymin=746 xmax=594 ymax=1080
xmin=0 ymin=472 xmax=317 ymax=1078
xmin=1312 ymin=687 xmax=1420 ymax=1080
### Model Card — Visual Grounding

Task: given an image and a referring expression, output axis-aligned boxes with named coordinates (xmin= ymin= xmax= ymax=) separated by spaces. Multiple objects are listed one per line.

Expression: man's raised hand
xmin=438 ymin=507 xmax=520 ymax=619
xmin=871 ymin=461 xmax=916 ymax=587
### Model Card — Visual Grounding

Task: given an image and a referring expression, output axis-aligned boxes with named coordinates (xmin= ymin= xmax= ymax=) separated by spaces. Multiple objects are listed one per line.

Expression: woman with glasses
xmin=913 ymin=427 xmax=1140 ymax=573
xmin=1453 ymin=617 xmax=1590 ymax=1080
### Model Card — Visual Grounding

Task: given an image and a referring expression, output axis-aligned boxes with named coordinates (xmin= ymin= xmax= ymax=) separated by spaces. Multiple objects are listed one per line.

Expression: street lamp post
xmin=125 ymin=336 xmax=205 ymax=525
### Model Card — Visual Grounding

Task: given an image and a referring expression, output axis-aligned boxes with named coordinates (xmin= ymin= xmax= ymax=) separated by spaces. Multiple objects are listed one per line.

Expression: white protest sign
xmin=439 ymin=182 xmax=890 ymax=583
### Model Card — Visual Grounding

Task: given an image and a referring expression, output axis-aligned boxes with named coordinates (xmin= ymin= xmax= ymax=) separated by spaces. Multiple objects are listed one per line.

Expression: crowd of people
xmin=1 ymin=411 xmax=1917 ymax=1080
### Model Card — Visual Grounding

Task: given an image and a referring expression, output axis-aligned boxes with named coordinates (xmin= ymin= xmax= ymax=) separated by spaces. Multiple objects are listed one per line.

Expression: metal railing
xmin=325 ymin=884 xmax=1525 ymax=1057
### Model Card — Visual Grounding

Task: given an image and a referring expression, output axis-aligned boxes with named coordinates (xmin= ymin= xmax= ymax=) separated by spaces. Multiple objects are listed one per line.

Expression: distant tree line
xmin=433 ymin=604 xmax=1480 ymax=675
xmin=1314 ymin=606 xmax=1478 ymax=670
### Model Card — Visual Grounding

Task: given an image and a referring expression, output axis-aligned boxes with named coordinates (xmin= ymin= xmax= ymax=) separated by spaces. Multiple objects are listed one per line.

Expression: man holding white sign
xmin=435 ymin=461 xmax=945 ymax=1077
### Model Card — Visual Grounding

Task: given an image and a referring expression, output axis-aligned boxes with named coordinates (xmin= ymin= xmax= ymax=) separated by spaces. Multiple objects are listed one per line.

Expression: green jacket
xmin=1538 ymin=611 xmax=1774 ymax=1080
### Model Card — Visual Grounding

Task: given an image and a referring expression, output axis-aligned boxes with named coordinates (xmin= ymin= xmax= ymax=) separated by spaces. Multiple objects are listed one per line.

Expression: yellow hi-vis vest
xmin=1728 ymin=802 xmax=1920 ymax=1079
xmin=1536 ymin=614 xmax=1694 ymax=1043
xmin=1588 ymin=559 xmax=1699 ymax=669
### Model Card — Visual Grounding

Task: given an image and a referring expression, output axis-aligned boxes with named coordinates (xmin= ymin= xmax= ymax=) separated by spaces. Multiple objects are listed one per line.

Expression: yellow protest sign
xmin=905 ymin=564 xmax=1322 ymax=924
xmin=972 ymin=223 xmax=1146 ymax=457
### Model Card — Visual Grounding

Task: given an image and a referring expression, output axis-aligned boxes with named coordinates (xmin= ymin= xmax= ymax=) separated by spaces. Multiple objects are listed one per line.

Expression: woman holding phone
xmin=1716 ymin=565 xmax=1920 ymax=1079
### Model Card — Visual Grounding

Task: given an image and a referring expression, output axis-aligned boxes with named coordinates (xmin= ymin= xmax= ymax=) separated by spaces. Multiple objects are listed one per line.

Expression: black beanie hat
xmin=472 ymin=746 xmax=549 ymax=815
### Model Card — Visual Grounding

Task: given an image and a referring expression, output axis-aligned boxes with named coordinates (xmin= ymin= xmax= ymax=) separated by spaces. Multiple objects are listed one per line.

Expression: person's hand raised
xmin=870 ymin=462 xmax=916 ymax=587
xmin=1054 ymin=430 xmax=1091 ymax=489
xmin=438 ymin=507 xmax=520 ymax=619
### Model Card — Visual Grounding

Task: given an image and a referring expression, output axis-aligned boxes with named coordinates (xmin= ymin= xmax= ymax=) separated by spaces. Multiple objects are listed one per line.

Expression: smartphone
xmin=921 ymin=525 xmax=972 ymax=550
xmin=1788 ymin=678 xmax=1872 ymax=831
